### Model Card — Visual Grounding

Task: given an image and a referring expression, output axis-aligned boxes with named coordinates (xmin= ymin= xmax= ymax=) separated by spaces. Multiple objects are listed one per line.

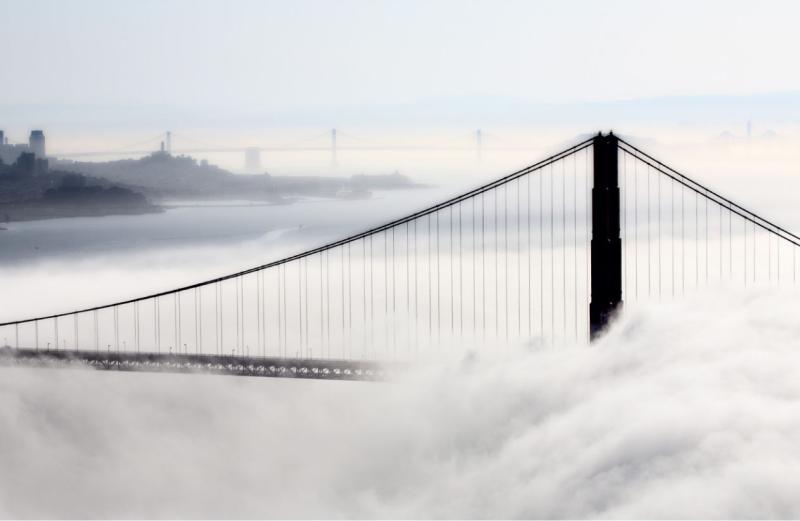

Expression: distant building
xmin=0 ymin=130 xmax=47 ymax=164
xmin=13 ymin=152 xmax=35 ymax=174
xmin=11 ymin=152 xmax=48 ymax=175
xmin=29 ymin=130 xmax=46 ymax=158
xmin=0 ymin=130 xmax=32 ymax=165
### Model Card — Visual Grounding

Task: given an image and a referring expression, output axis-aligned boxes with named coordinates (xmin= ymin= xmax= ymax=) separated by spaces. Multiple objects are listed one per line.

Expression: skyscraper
xmin=29 ymin=130 xmax=46 ymax=158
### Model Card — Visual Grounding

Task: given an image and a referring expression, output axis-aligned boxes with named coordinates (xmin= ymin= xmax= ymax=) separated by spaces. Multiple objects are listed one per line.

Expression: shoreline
xmin=0 ymin=202 xmax=163 ymax=224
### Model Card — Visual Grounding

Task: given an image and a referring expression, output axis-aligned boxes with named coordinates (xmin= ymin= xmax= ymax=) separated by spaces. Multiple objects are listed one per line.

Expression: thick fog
xmin=2 ymin=130 xmax=800 ymax=517
xmin=2 ymin=290 xmax=800 ymax=518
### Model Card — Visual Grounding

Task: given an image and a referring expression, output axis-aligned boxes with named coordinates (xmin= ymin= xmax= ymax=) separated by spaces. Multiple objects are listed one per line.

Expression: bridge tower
xmin=166 ymin=131 xmax=172 ymax=155
xmin=476 ymin=129 xmax=483 ymax=164
xmin=589 ymin=132 xmax=622 ymax=339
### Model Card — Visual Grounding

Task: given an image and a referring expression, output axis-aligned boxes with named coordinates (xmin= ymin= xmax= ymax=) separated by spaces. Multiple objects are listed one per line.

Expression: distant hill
xmin=52 ymin=152 xmax=419 ymax=201
xmin=0 ymin=155 xmax=159 ymax=222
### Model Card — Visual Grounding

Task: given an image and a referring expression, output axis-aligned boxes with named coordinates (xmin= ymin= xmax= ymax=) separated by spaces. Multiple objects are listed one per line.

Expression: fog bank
xmin=1 ymin=289 xmax=799 ymax=518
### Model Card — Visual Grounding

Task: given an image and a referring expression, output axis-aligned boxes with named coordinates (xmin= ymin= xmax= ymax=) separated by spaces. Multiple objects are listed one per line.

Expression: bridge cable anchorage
xmin=7 ymin=132 xmax=800 ymax=380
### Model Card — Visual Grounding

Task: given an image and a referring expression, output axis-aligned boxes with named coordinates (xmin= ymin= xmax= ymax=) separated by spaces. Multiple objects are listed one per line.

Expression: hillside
xmin=53 ymin=152 xmax=419 ymax=201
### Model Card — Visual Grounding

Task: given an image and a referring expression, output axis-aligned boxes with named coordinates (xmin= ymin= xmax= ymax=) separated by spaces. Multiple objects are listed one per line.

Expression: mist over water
xmin=2 ymin=290 xmax=800 ymax=518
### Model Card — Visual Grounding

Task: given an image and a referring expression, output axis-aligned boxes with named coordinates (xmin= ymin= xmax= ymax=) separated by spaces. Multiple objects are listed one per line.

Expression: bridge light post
xmin=590 ymin=132 xmax=623 ymax=339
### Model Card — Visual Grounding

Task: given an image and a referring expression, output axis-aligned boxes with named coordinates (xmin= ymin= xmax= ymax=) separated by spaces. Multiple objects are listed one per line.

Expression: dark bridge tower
xmin=590 ymin=132 xmax=622 ymax=339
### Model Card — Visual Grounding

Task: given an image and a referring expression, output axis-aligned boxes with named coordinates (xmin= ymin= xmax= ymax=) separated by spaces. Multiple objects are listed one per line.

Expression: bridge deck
xmin=0 ymin=347 xmax=387 ymax=381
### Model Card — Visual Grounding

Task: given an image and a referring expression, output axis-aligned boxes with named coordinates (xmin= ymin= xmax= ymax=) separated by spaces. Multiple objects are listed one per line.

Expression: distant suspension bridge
xmin=52 ymin=129 xmax=521 ymax=169
xmin=3 ymin=132 xmax=800 ymax=380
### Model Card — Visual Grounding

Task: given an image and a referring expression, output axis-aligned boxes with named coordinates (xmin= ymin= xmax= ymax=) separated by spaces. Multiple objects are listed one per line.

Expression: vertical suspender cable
xmin=704 ymin=194 xmax=708 ymax=284
xmin=518 ymin=177 xmax=522 ymax=337
xmin=326 ymin=250 xmax=331 ymax=357
xmin=428 ymin=215 xmax=433 ymax=341
xmin=505 ymin=183 xmax=509 ymax=340
xmin=474 ymin=196 xmax=478 ymax=340
xmin=349 ymin=243 xmax=353 ymax=357
xmin=298 ymin=259 xmax=303 ymax=357
xmin=305 ymin=255 xmax=309 ymax=357
xmin=343 ymin=245 xmax=347 ymax=357
xmin=436 ymin=213 xmax=441 ymax=345
xmin=585 ymin=147 xmax=590 ymax=341
xmin=459 ymin=203 xmax=464 ymax=338
xmin=562 ymin=159 xmax=566 ymax=338
xmin=320 ymin=253 xmax=324 ymax=358
xmin=451 ymin=206 xmax=455 ymax=336
xmin=540 ymin=161 xmax=545 ymax=337
xmin=364 ymin=238 xmax=368 ymax=357
xmin=671 ymin=175 xmax=675 ymax=297
xmin=550 ymin=162 xmax=554 ymax=340
xmin=384 ymin=230 xmax=389 ymax=353
xmin=573 ymin=154 xmax=577 ymax=341
xmin=391 ymin=228 xmax=396 ymax=358
xmin=622 ymin=152 xmax=627 ymax=299
xmin=647 ymin=164 xmax=651 ymax=297
xmin=680 ymin=167 xmax=685 ymax=294
xmin=658 ymin=168 xmax=662 ymax=296
xmin=744 ymin=214 xmax=748 ymax=286
xmin=414 ymin=220 xmax=419 ymax=356
xmin=634 ymin=155 xmax=639 ymax=300
xmin=728 ymin=202 xmax=733 ymax=278
xmin=767 ymin=231 xmax=773 ymax=285
xmin=482 ymin=194 xmax=486 ymax=339
xmin=278 ymin=266 xmax=283 ymax=357
xmin=495 ymin=186 xmax=499 ymax=339
xmin=527 ymin=173 xmax=532 ymax=337
xmin=695 ymin=192 xmax=699 ymax=289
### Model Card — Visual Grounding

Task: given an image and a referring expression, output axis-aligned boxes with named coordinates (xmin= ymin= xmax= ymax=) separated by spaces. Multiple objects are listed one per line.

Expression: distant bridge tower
xmin=476 ymin=129 xmax=483 ymax=164
xmin=166 ymin=131 xmax=172 ymax=154
xmin=245 ymin=147 xmax=261 ymax=173
xmin=331 ymin=128 xmax=338 ymax=168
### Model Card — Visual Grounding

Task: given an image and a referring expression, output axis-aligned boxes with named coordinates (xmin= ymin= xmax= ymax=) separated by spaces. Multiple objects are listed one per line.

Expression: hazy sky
xmin=3 ymin=0 xmax=800 ymax=112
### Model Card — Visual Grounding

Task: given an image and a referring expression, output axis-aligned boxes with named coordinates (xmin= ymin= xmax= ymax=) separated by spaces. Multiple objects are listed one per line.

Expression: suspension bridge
xmin=2 ymin=132 xmax=799 ymax=380
xmin=50 ymin=129 xmax=516 ymax=168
